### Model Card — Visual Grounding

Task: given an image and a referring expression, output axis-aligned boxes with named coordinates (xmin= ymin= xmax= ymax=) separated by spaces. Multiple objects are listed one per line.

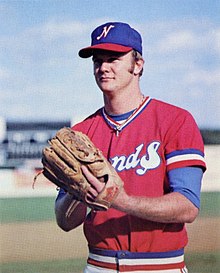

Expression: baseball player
xmin=55 ymin=22 xmax=206 ymax=272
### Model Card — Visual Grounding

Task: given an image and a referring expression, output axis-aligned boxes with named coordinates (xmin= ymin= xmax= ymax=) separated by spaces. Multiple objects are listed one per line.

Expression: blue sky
xmin=0 ymin=0 xmax=219 ymax=128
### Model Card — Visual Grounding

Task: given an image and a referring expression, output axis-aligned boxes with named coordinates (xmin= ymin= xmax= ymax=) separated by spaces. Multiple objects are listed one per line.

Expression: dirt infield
xmin=1 ymin=217 xmax=219 ymax=263
xmin=0 ymin=221 xmax=87 ymax=263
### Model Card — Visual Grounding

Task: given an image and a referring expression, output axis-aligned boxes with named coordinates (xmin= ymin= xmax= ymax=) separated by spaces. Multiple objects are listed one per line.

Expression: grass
xmin=0 ymin=192 xmax=219 ymax=223
xmin=0 ymin=192 xmax=219 ymax=273
xmin=185 ymin=252 xmax=220 ymax=273
xmin=199 ymin=191 xmax=220 ymax=217
xmin=0 ymin=196 xmax=56 ymax=223
xmin=0 ymin=258 xmax=85 ymax=273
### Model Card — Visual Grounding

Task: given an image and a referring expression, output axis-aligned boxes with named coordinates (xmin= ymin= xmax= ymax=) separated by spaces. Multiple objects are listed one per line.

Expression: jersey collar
xmin=102 ymin=96 xmax=152 ymax=135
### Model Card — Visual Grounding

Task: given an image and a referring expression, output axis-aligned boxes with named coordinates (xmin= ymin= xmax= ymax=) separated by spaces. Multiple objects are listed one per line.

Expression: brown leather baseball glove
xmin=35 ymin=127 xmax=123 ymax=211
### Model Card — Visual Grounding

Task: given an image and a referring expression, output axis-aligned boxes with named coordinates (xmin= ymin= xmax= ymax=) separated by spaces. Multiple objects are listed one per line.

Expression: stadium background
xmin=0 ymin=120 xmax=219 ymax=273
xmin=1 ymin=1 xmax=219 ymax=272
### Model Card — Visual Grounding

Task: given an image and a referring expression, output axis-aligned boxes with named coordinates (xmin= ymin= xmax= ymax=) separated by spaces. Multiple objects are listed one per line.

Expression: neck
xmin=103 ymin=89 xmax=145 ymax=115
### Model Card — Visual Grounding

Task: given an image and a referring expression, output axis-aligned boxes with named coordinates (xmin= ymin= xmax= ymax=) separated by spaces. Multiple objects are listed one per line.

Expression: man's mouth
xmin=99 ymin=76 xmax=113 ymax=81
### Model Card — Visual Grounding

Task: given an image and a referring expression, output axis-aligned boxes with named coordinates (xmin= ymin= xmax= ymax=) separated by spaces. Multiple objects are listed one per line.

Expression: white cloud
xmin=0 ymin=67 xmax=10 ymax=80
xmin=213 ymin=28 xmax=220 ymax=55
xmin=157 ymin=30 xmax=198 ymax=53
xmin=0 ymin=20 xmax=90 ymax=60
xmin=142 ymin=19 xmax=219 ymax=57
xmin=185 ymin=69 xmax=220 ymax=86
xmin=25 ymin=20 xmax=88 ymax=42
xmin=1 ymin=17 xmax=219 ymax=127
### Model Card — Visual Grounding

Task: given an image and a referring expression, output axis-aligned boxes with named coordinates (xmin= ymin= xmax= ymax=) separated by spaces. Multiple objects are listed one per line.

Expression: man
xmin=55 ymin=22 xmax=206 ymax=273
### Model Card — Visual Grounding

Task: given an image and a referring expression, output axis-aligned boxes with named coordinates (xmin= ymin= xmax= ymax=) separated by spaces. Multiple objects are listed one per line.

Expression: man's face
xmin=92 ymin=50 xmax=136 ymax=94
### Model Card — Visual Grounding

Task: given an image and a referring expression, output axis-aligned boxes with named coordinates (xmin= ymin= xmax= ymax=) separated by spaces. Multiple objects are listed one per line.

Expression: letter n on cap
xmin=97 ymin=25 xmax=115 ymax=40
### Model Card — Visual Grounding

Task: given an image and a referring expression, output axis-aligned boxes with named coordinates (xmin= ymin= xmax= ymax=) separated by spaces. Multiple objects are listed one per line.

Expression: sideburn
xmin=128 ymin=60 xmax=136 ymax=74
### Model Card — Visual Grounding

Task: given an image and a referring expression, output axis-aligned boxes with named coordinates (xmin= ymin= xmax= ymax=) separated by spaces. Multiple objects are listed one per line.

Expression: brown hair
xmin=132 ymin=50 xmax=144 ymax=77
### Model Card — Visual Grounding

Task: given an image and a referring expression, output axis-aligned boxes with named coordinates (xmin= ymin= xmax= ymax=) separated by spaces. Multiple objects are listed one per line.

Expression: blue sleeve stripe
xmin=166 ymin=149 xmax=204 ymax=159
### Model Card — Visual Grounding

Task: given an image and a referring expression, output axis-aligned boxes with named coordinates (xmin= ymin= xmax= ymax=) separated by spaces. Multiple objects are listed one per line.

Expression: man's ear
xmin=134 ymin=58 xmax=144 ymax=76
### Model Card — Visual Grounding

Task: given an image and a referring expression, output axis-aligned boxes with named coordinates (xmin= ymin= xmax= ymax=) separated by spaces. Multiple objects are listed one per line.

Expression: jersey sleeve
xmin=168 ymin=166 xmax=203 ymax=208
xmin=164 ymin=109 xmax=206 ymax=172
xmin=55 ymin=188 xmax=67 ymax=201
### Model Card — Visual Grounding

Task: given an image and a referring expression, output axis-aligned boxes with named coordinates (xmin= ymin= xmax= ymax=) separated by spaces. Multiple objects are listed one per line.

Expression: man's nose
xmin=99 ymin=61 xmax=110 ymax=72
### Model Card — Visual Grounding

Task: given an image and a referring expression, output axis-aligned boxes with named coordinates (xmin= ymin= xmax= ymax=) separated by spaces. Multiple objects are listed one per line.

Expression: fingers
xmin=81 ymin=165 xmax=105 ymax=200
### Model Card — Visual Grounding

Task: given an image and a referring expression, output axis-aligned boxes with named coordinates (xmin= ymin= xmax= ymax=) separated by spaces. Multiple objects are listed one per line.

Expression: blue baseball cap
xmin=79 ymin=22 xmax=142 ymax=58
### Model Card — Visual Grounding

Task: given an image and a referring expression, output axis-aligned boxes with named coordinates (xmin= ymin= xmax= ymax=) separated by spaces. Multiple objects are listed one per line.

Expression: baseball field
xmin=0 ymin=192 xmax=219 ymax=273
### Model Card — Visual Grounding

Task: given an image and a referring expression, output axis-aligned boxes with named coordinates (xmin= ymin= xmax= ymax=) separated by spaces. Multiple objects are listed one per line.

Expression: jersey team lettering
xmin=110 ymin=143 xmax=205 ymax=175
xmin=111 ymin=141 xmax=161 ymax=175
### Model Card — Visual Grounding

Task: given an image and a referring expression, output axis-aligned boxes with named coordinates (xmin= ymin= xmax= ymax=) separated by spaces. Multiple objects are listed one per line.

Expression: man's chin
xmin=98 ymin=84 xmax=115 ymax=93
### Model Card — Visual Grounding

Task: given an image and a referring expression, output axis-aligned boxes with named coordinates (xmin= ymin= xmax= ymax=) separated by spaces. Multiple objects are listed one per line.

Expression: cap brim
xmin=78 ymin=43 xmax=132 ymax=58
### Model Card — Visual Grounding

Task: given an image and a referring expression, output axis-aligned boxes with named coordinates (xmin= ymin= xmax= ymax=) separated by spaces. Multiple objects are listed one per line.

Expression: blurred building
xmin=0 ymin=119 xmax=71 ymax=169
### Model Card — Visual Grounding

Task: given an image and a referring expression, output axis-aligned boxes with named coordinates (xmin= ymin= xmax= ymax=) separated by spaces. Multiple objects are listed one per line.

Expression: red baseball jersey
xmin=72 ymin=97 xmax=206 ymax=252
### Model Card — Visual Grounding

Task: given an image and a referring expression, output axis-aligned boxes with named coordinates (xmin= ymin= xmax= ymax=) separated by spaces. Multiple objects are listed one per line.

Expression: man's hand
xmin=81 ymin=165 xmax=105 ymax=201
xmin=37 ymin=127 xmax=124 ymax=211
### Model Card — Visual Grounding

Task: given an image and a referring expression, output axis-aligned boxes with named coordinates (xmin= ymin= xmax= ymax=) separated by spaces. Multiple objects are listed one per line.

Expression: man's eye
xmin=108 ymin=58 xmax=118 ymax=63
xmin=93 ymin=57 xmax=119 ymax=65
xmin=93 ymin=60 xmax=101 ymax=65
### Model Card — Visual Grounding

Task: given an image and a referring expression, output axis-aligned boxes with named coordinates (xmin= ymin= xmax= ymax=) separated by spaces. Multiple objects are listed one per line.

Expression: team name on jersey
xmin=110 ymin=141 xmax=161 ymax=175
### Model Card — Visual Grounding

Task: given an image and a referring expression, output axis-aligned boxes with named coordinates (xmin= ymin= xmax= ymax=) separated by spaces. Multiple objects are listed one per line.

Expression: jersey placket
xmin=102 ymin=96 xmax=152 ymax=136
